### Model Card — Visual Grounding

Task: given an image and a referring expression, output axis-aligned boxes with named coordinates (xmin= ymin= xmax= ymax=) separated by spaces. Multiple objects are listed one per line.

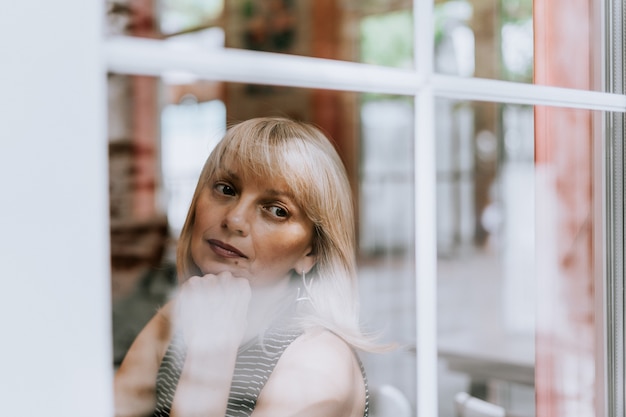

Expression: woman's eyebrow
xmin=224 ymin=170 xmax=240 ymax=180
xmin=214 ymin=169 xmax=240 ymax=183
xmin=265 ymin=188 xmax=296 ymax=200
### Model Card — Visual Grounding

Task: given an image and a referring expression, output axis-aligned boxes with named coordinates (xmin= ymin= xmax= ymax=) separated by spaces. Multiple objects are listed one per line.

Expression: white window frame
xmin=3 ymin=0 xmax=624 ymax=416
xmin=2 ymin=1 xmax=112 ymax=416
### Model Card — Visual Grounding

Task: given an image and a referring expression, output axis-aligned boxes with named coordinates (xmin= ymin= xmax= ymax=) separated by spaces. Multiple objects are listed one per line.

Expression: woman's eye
xmin=267 ymin=205 xmax=289 ymax=218
xmin=215 ymin=183 xmax=236 ymax=196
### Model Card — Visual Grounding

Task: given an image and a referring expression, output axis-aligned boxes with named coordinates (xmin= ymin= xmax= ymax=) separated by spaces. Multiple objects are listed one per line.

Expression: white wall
xmin=0 ymin=1 xmax=112 ymax=415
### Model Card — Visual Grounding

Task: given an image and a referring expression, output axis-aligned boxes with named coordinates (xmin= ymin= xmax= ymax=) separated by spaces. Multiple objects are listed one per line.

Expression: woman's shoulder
xmin=286 ymin=328 xmax=360 ymax=370
xmin=253 ymin=328 xmax=366 ymax=417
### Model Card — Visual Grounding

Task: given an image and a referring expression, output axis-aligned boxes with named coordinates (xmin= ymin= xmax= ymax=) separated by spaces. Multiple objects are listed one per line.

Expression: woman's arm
xmin=168 ymin=334 xmax=241 ymax=417
xmin=169 ymin=272 xmax=251 ymax=417
xmin=114 ymin=302 xmax=173 ymax=417
xmin=252 ymin=330 xmax=367 ymax=417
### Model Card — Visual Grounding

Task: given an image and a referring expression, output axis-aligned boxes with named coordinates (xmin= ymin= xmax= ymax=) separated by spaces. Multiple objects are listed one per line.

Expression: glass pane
xmin=434 ymin=0 xmax=604 ymax=91
xmin=106 ymin=0 xmax=414 ymax=68
xmin=534 ymin=105 xmax=602 ymax=417
xmin=109 ymin=74 xmax=416 ymax=412
xmin=222 ymin=0 xmax=414 ymax=68
xmin=358 ymin=95 xmax=416 ymax=412
xmin=436 ymin=100 xmax=602 ymax=416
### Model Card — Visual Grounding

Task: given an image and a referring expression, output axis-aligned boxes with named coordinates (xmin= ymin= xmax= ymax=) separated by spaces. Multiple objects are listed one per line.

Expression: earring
xmin=296 ymin=269 xmax=311 ymax=302
xmin=301 ymin=269 xmax=312 ymax=289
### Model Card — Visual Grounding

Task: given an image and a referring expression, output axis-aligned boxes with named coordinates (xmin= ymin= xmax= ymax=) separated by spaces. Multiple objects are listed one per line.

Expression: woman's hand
xmin=174 ymin=271 xmax=252 ymax=352
xmin=170 ymin=271 xmax=252 ymax=417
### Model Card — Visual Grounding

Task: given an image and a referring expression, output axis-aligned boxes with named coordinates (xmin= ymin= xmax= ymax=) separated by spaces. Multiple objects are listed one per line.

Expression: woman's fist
xmin=174 ymin=271 xmax=252 ymax=352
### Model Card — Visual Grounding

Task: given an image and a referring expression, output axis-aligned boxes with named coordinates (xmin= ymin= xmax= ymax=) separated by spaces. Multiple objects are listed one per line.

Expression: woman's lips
xmin=207 ymin=239 xmax=247 ymax=258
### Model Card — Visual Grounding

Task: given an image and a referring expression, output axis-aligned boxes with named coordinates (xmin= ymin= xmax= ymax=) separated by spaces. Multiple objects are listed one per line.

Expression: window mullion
xmin=414 ymin=0 xmax=438 ymax=416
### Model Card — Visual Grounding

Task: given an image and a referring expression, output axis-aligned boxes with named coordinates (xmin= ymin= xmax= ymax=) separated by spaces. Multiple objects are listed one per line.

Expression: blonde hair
xmin=176 ymin=117 xmax=373 ymax=350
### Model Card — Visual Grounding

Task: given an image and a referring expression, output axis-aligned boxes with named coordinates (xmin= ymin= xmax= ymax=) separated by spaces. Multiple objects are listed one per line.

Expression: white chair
xmin=454 ymin=392 xmax=506 ymax=417
xmin=368 ymin=384 xmax=412 ymax=417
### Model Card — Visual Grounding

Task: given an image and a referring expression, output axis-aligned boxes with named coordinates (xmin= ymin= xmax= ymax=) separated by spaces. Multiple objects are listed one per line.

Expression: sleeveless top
xmin=151 ymin=307 xmax=369 ymax=417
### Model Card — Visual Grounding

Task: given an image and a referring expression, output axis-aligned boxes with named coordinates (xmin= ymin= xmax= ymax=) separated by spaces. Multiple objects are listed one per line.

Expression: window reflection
xmin=160 ymin=0 xmax=223 ymax=35
xmin=109 ymin=76 xmax=418 ymax=408
xmin=436 ymin=102 xmax=600 ymax=417
xmin=107 ymin=1 xmax=607 ymax=414
xmin=436 ymin=0 xmax=533 ymax=83
xmin=110 ymin=0 xmax=602 ymax=90
xmin=437 ymin=100 xmax=536 ymax=416
xmin=436 ymin=100 xmax=536 ymax=416
xmin=161 ymin=98 xmax=226 ymax=235
xmin=361 ymin=11 xmax=413 ymax=68
xmin=358 ymin=97 xmax=416 ymax=412
xmin=153 ymin=0 xmax=416 ymax=67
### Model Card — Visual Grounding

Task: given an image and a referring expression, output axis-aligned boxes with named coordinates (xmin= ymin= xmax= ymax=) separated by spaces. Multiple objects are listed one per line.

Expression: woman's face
xmin=190 ymin=161 xmax=316 ymax=288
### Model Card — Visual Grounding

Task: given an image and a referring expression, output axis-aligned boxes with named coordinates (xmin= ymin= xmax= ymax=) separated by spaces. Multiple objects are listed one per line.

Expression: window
xmin=102 ymin=0 xmax=624 ymax=416
xmin=7 ymin=1 xmax=626 ymax=415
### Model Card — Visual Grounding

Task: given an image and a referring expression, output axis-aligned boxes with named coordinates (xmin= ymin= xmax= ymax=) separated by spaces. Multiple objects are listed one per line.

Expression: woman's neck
xmin=244 ymin=277 xmax=294 ymax=340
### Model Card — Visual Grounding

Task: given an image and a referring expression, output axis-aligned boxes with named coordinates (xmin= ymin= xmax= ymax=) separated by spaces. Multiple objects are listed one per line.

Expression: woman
xmin=114 ymin=117 xmax=374 ymax=417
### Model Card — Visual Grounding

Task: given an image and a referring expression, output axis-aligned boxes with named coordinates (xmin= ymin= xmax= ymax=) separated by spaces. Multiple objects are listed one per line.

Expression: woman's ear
xmin=294 ymin=250 xmax=317 ymax=275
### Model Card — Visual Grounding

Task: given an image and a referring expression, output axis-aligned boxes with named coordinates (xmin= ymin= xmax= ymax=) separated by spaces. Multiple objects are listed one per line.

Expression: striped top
xmin=151 ymin=311 xmax=369 ymax=417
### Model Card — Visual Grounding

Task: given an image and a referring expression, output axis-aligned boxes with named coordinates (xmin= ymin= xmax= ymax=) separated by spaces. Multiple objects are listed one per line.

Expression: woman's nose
xmin=222 ymin=200 xmax=251 ymax=236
